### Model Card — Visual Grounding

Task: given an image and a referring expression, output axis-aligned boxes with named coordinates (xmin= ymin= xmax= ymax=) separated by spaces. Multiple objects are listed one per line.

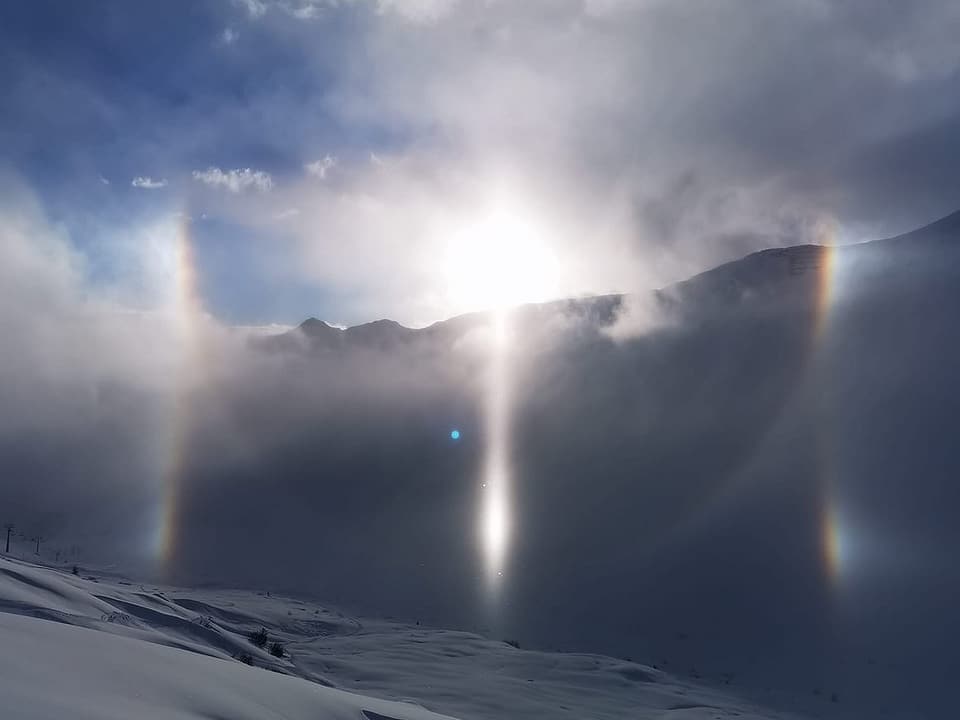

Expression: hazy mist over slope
xmin=163 ymin=215 xmax=959 ymax=717
xmin=3 ymin=183 xmax=960 ymax=716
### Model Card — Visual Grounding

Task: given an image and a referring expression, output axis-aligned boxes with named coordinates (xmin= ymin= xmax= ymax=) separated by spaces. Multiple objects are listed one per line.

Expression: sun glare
xmin=443 ymin=203 xmax=560 ymax=314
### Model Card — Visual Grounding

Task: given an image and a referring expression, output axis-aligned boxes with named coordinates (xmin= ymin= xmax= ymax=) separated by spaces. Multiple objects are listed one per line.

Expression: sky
xmin=3 ymin=0 xmax=960 ymax=327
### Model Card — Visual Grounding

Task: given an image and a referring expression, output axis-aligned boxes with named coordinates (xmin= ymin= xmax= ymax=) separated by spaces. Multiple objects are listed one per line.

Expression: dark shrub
xmin=235 ymin=652 xmax=254 ymax=665
xmin=268 ymin=641 xmax=285 ymax=658
xmin=249 ymin=627 xmax=268 ymax=648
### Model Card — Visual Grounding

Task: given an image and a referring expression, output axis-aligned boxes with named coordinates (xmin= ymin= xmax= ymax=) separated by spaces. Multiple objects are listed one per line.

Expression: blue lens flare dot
xmin=450 ymin=429 xmax=461 ymax=440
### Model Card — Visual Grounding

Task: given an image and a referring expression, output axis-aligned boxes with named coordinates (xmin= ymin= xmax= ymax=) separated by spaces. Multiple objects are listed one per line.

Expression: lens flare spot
xmin=450 ymin=429 xmax=461 ymax=440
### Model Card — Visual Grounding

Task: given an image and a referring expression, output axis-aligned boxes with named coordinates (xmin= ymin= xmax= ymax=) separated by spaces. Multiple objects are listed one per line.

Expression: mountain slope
xmin=0 ymin=612 xmax=452 ymax=720
xmin=0 ymin=554 xmax=809 ymax=720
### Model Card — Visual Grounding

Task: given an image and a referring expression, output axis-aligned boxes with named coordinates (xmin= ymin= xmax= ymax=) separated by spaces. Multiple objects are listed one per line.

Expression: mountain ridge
xmin=272 ymin=207 xmax=960 ymax=348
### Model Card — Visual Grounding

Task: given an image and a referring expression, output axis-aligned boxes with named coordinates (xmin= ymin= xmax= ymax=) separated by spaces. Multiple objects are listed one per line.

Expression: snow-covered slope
xmin=0 ymin=554 xmax=812 ymax=720
xmin=0 ymin=613 xmax=453 ymax=720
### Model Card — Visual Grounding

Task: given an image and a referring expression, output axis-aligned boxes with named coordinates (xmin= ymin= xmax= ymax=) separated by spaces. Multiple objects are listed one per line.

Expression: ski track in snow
xmin=0 ymin=554 xmax=818 ymax=720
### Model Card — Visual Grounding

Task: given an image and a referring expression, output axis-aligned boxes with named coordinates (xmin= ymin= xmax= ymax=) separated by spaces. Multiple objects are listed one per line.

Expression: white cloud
xmin=99 ymin=175 xmax=110 ymax=185
xmin=0 ymin=179 xmax=192 ymax=430
xmin=603 ymin=293 xmax=672 ymax=342
xmin=376 ymin=0 xmax=458 ymax=24
xmin=304 ymin=155 xmax=337 ymax=179
xmin=234 ymin=0 xmax=326 ymax=21
xmin=131 ymin=176 xmax=168 ymax=189
xmin=232 ymin=322 xmax=294 ymax=337
xmin=238 ymin=0 xmax=456 ymax=24
xmin=220 ymin=27 xmax=239 ymax=45
xmin=274 ymin=207 xmax=301 ymax=220
xmin=192 ymin=167 xmax=273 ymax=193
xmin=234 ymin=0 xmax=268 ymax=18
xmin=285 ymin=2 xmax=320 ymax=19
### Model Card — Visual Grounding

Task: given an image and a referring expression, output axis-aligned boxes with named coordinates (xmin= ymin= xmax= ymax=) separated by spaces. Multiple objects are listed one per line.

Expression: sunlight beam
xmin=481 ymin=309 xmax=512 ymax=595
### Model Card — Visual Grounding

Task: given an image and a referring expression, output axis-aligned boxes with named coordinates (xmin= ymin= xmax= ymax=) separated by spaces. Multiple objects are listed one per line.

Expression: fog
xmin=5 ymin=190 xmax=955 ymax=715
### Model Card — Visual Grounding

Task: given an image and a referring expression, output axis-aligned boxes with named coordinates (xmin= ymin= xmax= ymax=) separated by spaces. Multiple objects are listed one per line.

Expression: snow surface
xmin=0 ymin=555 xmax=815 ymax=720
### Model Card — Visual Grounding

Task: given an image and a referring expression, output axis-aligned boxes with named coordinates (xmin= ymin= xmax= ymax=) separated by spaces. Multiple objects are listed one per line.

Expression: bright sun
xmin=442 ymin=203 xmax=560 ymax=313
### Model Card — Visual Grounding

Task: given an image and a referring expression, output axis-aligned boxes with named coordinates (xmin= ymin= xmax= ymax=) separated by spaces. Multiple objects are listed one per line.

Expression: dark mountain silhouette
xmin=267 ymin=209 xmax=960 ymax=351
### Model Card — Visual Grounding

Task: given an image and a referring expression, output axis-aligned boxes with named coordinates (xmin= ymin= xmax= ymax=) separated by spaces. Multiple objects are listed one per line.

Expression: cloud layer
xmin=131 ymin=176 xmax=168 ymax=189
xmin=4 ymin=2 xmax=960 ymax=325
xmin=213 ymin=0 xmax=960 ymax=323
xmin=192 ymin=167 xmax=274 ymax=193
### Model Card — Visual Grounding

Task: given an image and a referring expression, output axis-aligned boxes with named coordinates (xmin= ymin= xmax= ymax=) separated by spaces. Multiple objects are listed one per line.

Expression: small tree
xmin=249 ymin=627 xmax=268 ymax=648
xmin=268 ymin=641 xmax=285 ymax=658
xmin=235 ymin=652 xmax=254 ymax=665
